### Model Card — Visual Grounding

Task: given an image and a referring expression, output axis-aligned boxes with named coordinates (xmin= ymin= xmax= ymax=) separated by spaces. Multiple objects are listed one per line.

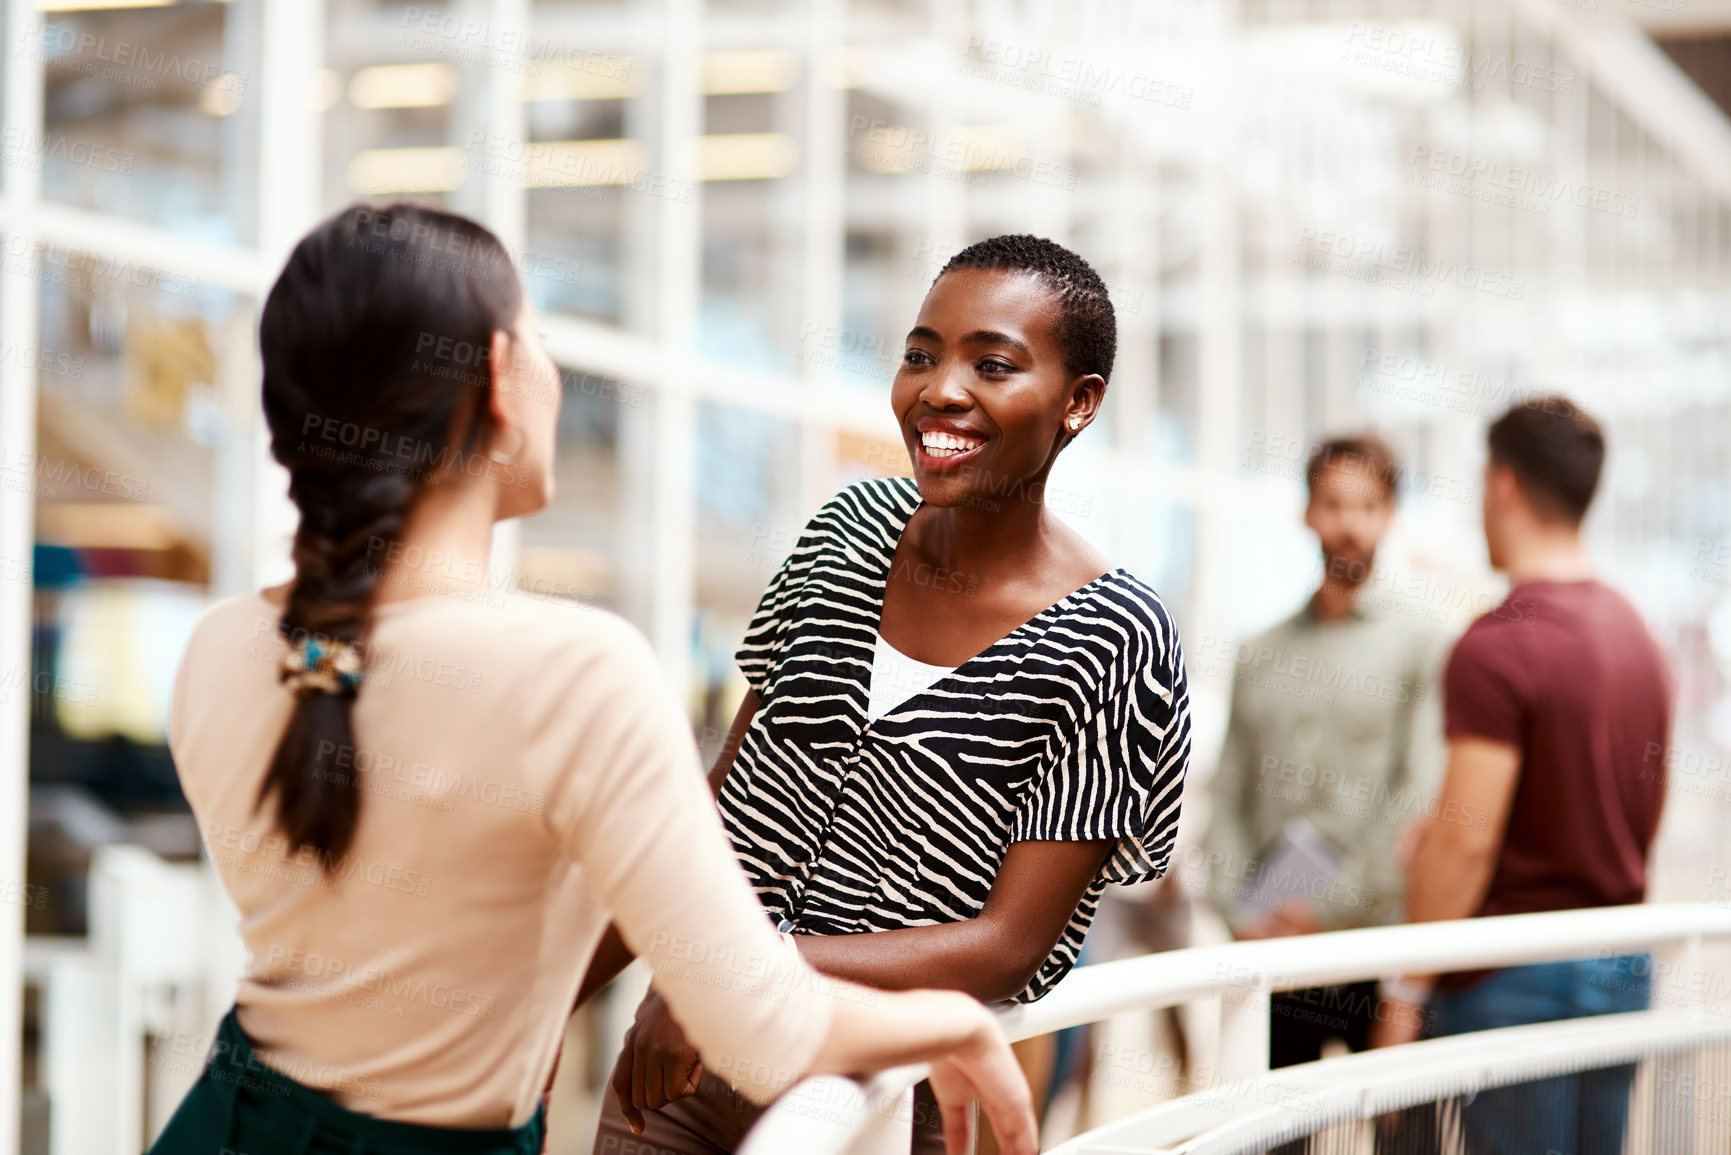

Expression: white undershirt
xmin=867 ymin=632 xmax=959 ymax=722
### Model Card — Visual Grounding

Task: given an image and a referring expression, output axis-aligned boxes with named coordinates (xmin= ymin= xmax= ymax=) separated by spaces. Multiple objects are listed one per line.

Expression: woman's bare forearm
xmin=809 ymin=985 xmax=995 ymax=1074
xmin=574 ymin=922 xmax=633 ymax=1008
xmin=795 ymin=837 xmax=1112 ymax=1004
xmin=795 ymin=918 xmax=1034 ymax=1004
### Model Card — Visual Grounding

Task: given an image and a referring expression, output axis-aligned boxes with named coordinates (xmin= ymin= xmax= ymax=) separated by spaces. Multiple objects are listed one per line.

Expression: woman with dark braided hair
xmin=151 ymin=203 xmax=1038 ymax=1155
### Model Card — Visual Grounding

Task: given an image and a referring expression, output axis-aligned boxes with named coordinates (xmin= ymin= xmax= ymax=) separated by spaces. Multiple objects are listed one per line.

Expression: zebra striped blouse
xmin=720 ymin=477 xmax=1192 ymax=1003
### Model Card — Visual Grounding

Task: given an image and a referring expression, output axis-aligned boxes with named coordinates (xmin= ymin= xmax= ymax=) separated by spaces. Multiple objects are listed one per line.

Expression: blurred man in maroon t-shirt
xmin=1370 ymin=396 xmax=1672 ymax=1155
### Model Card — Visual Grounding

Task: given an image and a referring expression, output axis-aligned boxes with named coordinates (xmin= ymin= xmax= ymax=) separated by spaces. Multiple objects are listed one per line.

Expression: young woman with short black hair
xmin=591 ymin=235 xmax=1193 ymax=1153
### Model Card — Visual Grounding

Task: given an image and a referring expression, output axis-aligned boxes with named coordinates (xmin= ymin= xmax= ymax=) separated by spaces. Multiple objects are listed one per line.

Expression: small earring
xmin=490 ymin=425 xmax=524 ymax=463
xmin=1068 ymin=419 xmax=1081 ymax=432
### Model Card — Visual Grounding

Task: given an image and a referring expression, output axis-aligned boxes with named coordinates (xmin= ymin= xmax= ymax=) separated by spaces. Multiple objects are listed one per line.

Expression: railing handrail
xmin=995 ymin=901 xmax=1731 ymax=1044
xmin=738 ymin=902 xmax=1731 ymax=1155
xmin=1050 ymin=1008 xmax=1731 ymax=1155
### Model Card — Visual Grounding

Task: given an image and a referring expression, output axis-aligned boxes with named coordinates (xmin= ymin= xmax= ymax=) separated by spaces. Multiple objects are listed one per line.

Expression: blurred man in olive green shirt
xmin=1205 ymin=435 xmax=1449 ymax=1070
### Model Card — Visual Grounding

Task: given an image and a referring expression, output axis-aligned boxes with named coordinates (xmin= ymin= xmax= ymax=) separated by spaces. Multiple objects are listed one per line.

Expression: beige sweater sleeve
xmin=526 ymin=613 xmax=833 ymax=1104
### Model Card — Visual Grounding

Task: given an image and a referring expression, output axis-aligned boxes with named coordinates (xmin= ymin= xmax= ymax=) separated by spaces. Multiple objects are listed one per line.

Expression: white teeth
xmin=921 ymin=431 xmax=982 ymax=458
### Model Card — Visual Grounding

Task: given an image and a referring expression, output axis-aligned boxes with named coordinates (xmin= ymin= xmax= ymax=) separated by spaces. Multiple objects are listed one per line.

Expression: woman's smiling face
xmin=892 ymin=267 xmax=1102 ymax=508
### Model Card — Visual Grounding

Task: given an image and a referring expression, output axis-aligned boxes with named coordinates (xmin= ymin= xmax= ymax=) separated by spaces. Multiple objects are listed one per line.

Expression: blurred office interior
xmin=2 ymin=0 xmax=1731 ymax=1150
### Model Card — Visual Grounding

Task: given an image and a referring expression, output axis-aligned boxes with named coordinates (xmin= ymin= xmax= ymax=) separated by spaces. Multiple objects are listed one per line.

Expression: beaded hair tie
xmin=280 ymin=635 xmax=364 ymax=698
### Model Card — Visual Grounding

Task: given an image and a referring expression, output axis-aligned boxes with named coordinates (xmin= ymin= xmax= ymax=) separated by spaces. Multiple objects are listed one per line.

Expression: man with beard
xmin=1205 ymin=435 xmax=1449 ymax=1073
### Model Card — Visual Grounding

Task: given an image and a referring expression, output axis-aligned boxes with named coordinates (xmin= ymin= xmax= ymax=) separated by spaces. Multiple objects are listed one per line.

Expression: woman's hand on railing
xmin=926 ymin=1007 xmax=1040 ymax=1155
xmin=810 ymin=989 xmax=1039 ymax=1155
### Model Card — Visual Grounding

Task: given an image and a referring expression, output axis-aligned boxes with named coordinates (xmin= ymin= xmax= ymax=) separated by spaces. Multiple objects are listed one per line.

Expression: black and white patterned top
xmin=720 ymin=477 xmax=1192 ymax=1003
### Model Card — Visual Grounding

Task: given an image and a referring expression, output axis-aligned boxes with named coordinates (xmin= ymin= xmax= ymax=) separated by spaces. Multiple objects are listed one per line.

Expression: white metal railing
xmin=24 ymin=844 xmax=242 ymax=1155
xmin=1050 ymin=1009 xmax=1731 ymax=1154
xmin=29 ymin=849 xmax=1731 ymax=1154
xmin=737 ymin=903 xmax=1731 ymax=1155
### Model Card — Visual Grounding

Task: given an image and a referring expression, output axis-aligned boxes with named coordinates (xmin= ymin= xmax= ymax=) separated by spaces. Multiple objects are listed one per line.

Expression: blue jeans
xmin=1427 ymin=954 xmax=1652 ymax=1155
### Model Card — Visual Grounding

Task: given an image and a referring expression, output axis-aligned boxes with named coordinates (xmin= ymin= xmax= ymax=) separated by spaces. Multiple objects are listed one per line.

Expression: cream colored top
xmin=171 ymin=591 xmax=833 ymax=1128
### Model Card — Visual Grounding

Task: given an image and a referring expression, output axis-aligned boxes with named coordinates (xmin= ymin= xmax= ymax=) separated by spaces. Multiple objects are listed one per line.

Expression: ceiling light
xmin=702 ymin=49 xmax=799 ymax=95
xmin=348 ymin=62 xmax=457 ymax=110
xmin=35 ymin=0 xmax=177 ymax=10
xmin=949 ymin=125 xmax=1026 ymax=171
xmin=346 ymin=146 xmax=464 ymax=194
xmin=35 ymin=0 xmax=233 ymax=9
xmin=524 ymin=57 xmax=641 ymax=102
xmin=699 ymin=132 xmax=797 ymax=180
xmin=516 ymin=139 xmax=645 ymax=187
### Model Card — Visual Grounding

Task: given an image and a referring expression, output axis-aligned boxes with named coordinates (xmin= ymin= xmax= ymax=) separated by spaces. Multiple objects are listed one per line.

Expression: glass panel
xmin=692 ymin=401 xmax=802 ymax=760
xmin=34 ymin=5 xmax=250 ymax=243
xmin=516 ymin=365 xmax=632 ymax=614
xmin=21 ymin=246 xmax=246 ymax=941
xmin=699 ymin=88 xmax=799 ymax=373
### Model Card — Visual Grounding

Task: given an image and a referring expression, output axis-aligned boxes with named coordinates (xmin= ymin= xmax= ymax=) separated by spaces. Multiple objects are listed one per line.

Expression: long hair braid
xmin=256 ymin=203 xmax=523 ymax=865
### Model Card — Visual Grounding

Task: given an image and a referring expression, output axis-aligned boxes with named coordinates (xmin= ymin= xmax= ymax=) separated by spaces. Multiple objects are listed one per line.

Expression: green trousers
xmin=147 ymin=1007 xmax=546 ymax=1155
